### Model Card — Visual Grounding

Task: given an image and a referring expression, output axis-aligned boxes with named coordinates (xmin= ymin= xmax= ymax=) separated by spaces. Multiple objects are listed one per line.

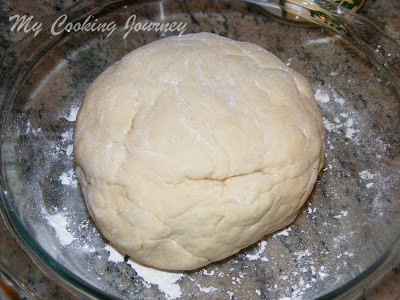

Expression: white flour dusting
xmin=195 ymin=283 xmax=217 ymax=294
xmin=274 ymin=227 xmax=292 ymax=237
xmin=65 ymin=106 xmax=79 ymax=122
xmin=307 ymin=206 xmax=317 ymax=214
xmin=66 ymin=144 xmax=74 ymax=158
xmin=293 ymin=249 xmax=312 ymax=260
xmin=201 ymin=269 xmax=215 ymax=276
xmin=315 ymin=89 xmax=330 ymax=103
xmin=59 ymin=169 xmax=78 ymax=188
xmin=334 ymin=210 xmax=348 ymax=219
xmin=61 ymin=129 xmax=73 ymax=142
xmin=44 ymin=212 xmax=75 ymax=246
xmin=25 ymin=119 xmax=43 ymax=135
xmin=315 ymin=87 xmax=359 ymax=144
xmin=104 ymin=244 xmax=125 ymax=263
xmin=344 ymin=118 xmax=358 ymax=139
xmin=127 ymin=259 xmax=184 ymax=300
xmin=318 ymin=267 xmax=329 ymax=279
xmin=245 ymin=241 xmax=268 ymax=261
xmin=105 ymin=244 xmax=184 ymax=300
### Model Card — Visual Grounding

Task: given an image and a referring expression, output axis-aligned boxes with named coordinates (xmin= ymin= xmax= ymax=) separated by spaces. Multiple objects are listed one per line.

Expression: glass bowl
xmin=0 ymin=0 xmax=399 ymax=299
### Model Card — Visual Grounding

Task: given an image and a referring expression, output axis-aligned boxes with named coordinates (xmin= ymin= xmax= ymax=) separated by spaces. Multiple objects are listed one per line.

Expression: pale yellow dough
xmin=74 ymin=32 xmax=324 ymax=271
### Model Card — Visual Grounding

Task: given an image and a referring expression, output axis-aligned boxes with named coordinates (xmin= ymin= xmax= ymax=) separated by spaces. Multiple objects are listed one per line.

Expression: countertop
xmin=0 ymin=0 xmax=399 ymax=299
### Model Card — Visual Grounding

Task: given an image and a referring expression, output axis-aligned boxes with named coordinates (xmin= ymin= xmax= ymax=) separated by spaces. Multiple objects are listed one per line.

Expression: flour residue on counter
xmin=59 ymin=169 xmax=78 ymax=187
xmin=105 ymin=244 xmax=184 ymax=300
xmin=245 ymin=241 xmax=268 ymax=261
xmin=315 ymin=87 xmax=360 ymax=144
xmin=44 ymin=211 xmax=75 ymax=246
xmin=64 ymin=105 xmax=79 ymax=122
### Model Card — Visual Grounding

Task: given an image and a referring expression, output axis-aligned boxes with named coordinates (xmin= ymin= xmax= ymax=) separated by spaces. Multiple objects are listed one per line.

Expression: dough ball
xmin=74 ymin=32 xmax=324 ymax=271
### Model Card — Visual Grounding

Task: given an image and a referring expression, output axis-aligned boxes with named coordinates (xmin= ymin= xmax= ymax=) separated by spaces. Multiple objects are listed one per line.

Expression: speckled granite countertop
xmin=0 ymin=0 xmax=399 ymax=299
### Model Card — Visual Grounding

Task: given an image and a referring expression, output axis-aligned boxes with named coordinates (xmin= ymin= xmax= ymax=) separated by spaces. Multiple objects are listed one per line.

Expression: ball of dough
xmin=74 ymin=32 xmax=324 ymax=271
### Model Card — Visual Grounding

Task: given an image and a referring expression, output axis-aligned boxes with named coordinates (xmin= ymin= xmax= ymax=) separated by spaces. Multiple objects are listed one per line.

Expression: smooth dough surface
xmin=74 ymin=32 xmax=324 ymax=271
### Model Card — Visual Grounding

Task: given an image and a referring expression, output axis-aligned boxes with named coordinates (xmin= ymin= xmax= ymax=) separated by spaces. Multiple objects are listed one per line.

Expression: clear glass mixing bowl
xmin=0 ymin=0 xmax=399 ymax=299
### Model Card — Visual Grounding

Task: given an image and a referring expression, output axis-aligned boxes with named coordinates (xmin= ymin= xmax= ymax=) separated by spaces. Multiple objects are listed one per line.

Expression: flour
xmin=61 ymin=129 xmax=73 ymax=142
xmin=65 ymin=106 xmax=79 ymax=122
xmin=315 ymin=89 xmax=330 ymax=103
xmin=127 ymin=259 xmax=184 ymax=300
xmin=274 ymin=247 xmax=330 ymax=299
xmin=322 ymin=117 xmax=342 ymax=132
xmin=307 ymin=206 xmax=317 ymax=214
xmin=104 ymin=244 xmax=125 ymax=263
xmin=195 ymin=283 xmax=217 ymax=294
xmin=315 ymin=88 xmax=359 ymax=144
xmin=345 ymin=127 xmax=358 ymax=139
xmin=318 ymin=271 xmax=329 ymax=279
xmin=293 ymin=250 xmax=312 ymax=260
xmin=25 ymin=119 xmax=43 ymax=135
xmin=200 ymin=269 xmax=215 ymax=276
xmin=66 ymin=144 xmax=74 ymax=158
xmin=59 ymin=170 xmax=78 ymax=188
xmin=343 ymin=251 xmax=354 ymax=258
xmin=104 ymin=244 xmax=184 ymax=300
xmin=25 ymin=119 xmax=31 ymax=134
xmin=44 ymin=211 xmax=75 ymax=246
xmin=274 ymin=227 xmax=292 ymax=237
xmin=334 ymin=210 xmax=348 ymax=219
xmin=245 ymin=241 xmax=268 ymax=261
